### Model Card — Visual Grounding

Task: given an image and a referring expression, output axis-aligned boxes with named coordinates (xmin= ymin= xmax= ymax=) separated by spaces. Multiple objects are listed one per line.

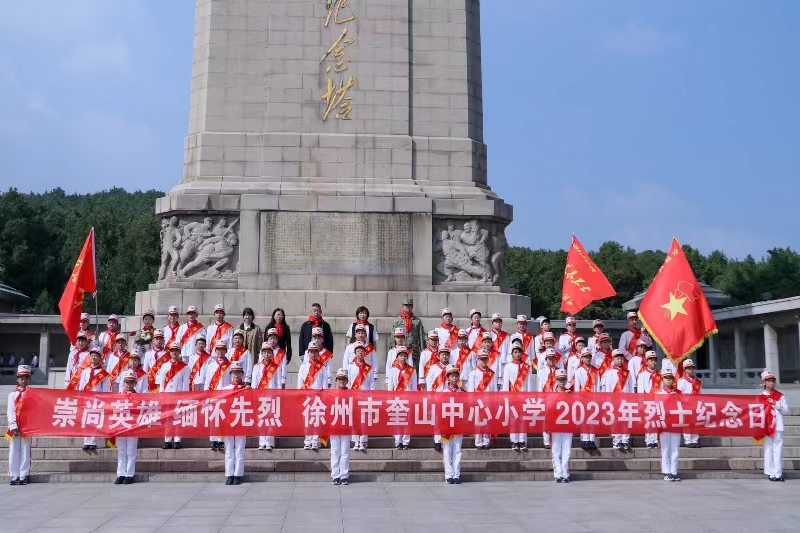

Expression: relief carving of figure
xmin=158 ymin=215 xmax=240 ymax=281
xmin=435 ymin=219 xmax=508 ymax=285
xmin=441 ymin=231 xmax=486 ymax=281
xmin=158 ymin=216 xmax=182 ymax=280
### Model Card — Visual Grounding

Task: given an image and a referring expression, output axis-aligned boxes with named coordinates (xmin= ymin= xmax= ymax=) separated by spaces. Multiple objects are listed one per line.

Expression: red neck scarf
xmin=274 ymin=322 xmax=284 ymax=339
xmin=307 ymin=315 xmax=322 ymax=328
xmin=400 ymin=311 xmax=413 ymax=333
xmin=357 ymin=319 xmax=370 ymax=326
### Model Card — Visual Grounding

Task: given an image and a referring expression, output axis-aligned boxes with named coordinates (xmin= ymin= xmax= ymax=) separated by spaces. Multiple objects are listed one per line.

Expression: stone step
xmin=23 ymin=458 xmax=800 ymax=475
xmin=3 ymin=445 xmax=794 ymax=462
xmin=23 ymin=469 xmax=800 ymax=484
xmin=4 ymin=434 xmax=800 ymax=449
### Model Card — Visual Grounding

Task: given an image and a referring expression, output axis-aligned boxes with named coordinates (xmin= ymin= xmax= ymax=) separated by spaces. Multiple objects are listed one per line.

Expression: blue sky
xmin=0 ymin=0 xmax=797 ymax=258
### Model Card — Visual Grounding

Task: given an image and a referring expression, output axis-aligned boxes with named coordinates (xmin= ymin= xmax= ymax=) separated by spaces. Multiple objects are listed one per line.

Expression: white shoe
xmin=312 ymin=443 xmax=319 ymax=451
xmin=303 ymin=444 xmax=311 ymax=450
xmin=265 ymin=445 xmax=273 ymax=451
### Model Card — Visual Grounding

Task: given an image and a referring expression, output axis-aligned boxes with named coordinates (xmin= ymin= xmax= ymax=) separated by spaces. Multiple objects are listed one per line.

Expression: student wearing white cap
xmin=265 ymin=328 xmax=289 ymax=389
xmin=252 ymin=343 xmax=284 ymax=451
xmin=305 ymin=327 xmax=335 ymax=388
xmin=188 ymin=334 xmax=211 ymax=391
xmin=467 ymin=350 xmax=497 ymax=450
xmin=418 ymin=330 xmax=441 ymax=390
xmin=96 ymin=314 xmax=122 ymax=358
xmin=177 ymin=305 xmax=206 ymax=362
xmin=571 ymin=348 xmax=599 ymax=450
xmin=565 ymin=336 xmax=587 ymax=383
xmin=163 ymin=306 xmax=181 ymax=348
xmin=342 ymin=324 xmax=378 ymax=385
xmin=676 ymin=359 xmax=702 ymax=448
xmin=441 ymin=364 xmax=464 ymax=484
xmin=105 ymin=335 xmax=133 ymax=393
xmin=206 ymin=303 xmax=234 ymax=352
xmin=537 ymin=331 xmax=561 ymax=373
xmin=220 ymin=361 xmax=249 ymax=485
xmin=452 ymin=329 xmax=475 ymax=379
xmin=537 ymin=348 xmax=560 ymax=449
xmin=79 ymin=349 xmax=110 ymax=451
xmin=513 ymin=315 xmax=535 ymax=364
xmin=115 ymin=370 xmax=143 ymax=485
xmin=298 ymin=341 xmax=329 ymax=450
xmin=159 ymin=342 xmax=190 ymax=449
xmin=426 ymin=347 xmax=452 ymax=451
xmin=761 ymin=370 xmax=788 ymax=482
xmin=533 ymin=316 xmax=552 ymax=359
xmin=592 ymin=332 xmax=614 ymax=376
xmin=73 ymin=312 xmax=96 ymax=349
xmin=502 ymin=343 xmax=534 ymax=451
xmin=387 ymin=347 xmax=416 ymax=449
xmin=65 ymin=331 xmax=91 ymax=390
xmin=331 ymin=368 xmax=352 ymax=485
xmin=656 ymin=368 xmax=682 ymax=481
xmin=465 ymin=309 xmax=486 ymax=352
xmin=203 ymin=341 xmax=233 ymax=450
xmin=602 ymin=349 xmax=634 ymax=450
xmin=551 ymin=369 xmax=573 ymax=482
xmin=436 ymin=308 xmax=459 ymax=351
xmin=489 ymin=313 xmax=510 ymax=372
xmin=227 ymin=329 xmax=253 ymax=384
xmin=346 ymin=342 xmax=375 ymax=451
xmin=619 ymin=312 xmax=651 ymax=360
xmin=7 ymin=365 xmax=32 ymax=485
xmin=476 ymin=332 xmax=503 ymax=388
xmin=557 ymin=316 xmax=580 ymax=364
xmin=636 ymin=351 xmax=661 ymax=449
xmin=143 ymin=329 xmax=168 ymax=392
xmin=385 ymin=328 xmax=411 ymax=387
xmin=627 ymin=339 xmax=649 ymax=388
xmin=587 ymin=319 xmax=605 ymax=353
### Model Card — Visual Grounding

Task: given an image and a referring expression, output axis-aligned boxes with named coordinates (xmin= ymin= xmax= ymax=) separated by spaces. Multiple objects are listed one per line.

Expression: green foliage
xmin=508 ymin=243 xmax=800 ymax=319
xmin=0 ymin=188 xmax=162 ymax=315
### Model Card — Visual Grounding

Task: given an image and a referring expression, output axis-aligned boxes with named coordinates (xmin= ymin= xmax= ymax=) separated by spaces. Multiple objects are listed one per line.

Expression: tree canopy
xmin=0 ymin=188 xmax=798 ymax=318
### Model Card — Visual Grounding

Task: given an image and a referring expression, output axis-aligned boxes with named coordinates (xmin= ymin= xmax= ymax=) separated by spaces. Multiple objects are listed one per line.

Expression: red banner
xmin=16 ymin=388 xmax=774 ymax=439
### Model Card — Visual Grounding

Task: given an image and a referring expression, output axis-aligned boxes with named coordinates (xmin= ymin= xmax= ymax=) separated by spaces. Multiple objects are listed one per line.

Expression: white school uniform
xmin=466 ymin=367 xmax=497 ymax=448
xmin=115 ymin=387 xmax=144 ymax=478
xmin=226 ymin=346 xmax=254 ymax=384
xmin=342 ymin=343 xmax=378 ymax=384
xmin=176 ymin=322 xmax=207 ymax=362
xmin=142 ymin=348 xmax=168 ymax=375
xmin=551 ymin=390 xmax=573 ymax=480
xmin=158 ymin=360 xmax=190 ymax=443
xmin=202 ymin=357 xmax=233 ymax=443
xmin=162 ymin=323 xmax=181 ymax=349
xmin=619 ymin=330 xmax=652 ymax=360
xmin=64 ymin=348 xmax=89 ymax=386
xmin=385 ymin=347 xmax=415 ymax=386
xmin=347 ymin=360 xmax=375 ymax=445
xmin=628 ymin=355 xmax=646 ymax=388
xmin=655 ymin=387 xmax=681 ymax=476
xmin=602 ymin=366 xmax=635 ymax=446
xmin=219 ymin=383 xmax=248 ymax=477
xmin=676 ymin=375 xmax=702 ymax=445
xmin=297 ymin=361 xmax=330 ymax=447
xmin=104 ymin=351 xmax=133 ymax=392
xmin=7 ymin=388 xmax=31 ymax=481
xmin=439 ymin=385 xmax=464 ymax=481
xmin=387 ymin=365 xmax=417 ymax=446
xmin=417 ymin=348 xmax=438 ymax=387
xmin=78 ymin=366 xmax=110 ymax=446
xmin=206 ymin=323 xmax=234 ymax=353
xmin=571 ymin=364 xmax=599 ymax=443
xmin=426 ymin=362 xmax=448 ymax=444
xmin=490 ymin=330 xmax=511 ymax=371
xmin=251 ymin=359 xmax=284 ymax=449
xmin=762 ymin=390 xmax=789 ymax=479
xmin=502 ymin=360 xmax=534 ymax=445
xmin=637 ymin=367 xmax=661 ymax=446
xmin=188 ymin=351 xmax=212 ymax=391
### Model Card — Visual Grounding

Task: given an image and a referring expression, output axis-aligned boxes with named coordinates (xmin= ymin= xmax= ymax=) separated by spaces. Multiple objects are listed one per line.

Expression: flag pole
xmin=91 ymin=227 xmax=99 ymax=338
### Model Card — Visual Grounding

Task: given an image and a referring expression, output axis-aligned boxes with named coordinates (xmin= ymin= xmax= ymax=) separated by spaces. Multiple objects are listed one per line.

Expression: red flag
xmin=561 ymin=235 xmax=617 ymax=314
xmin=638 ymin=238 xmax=717 ymax=367
xmin=58 ymin=228 xmax=97 ymax=343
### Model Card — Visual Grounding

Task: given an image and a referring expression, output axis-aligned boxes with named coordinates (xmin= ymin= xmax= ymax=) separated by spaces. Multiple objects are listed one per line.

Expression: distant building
xmin=0 ymin=281 xmax=30 ymax=313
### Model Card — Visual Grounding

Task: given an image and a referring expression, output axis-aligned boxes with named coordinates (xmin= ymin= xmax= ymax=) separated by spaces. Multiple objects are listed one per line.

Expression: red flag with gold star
xmin=638 ymin=238 xmax=717 ymax=367
xmin=561 ymin=234 xmax=617 ymax=314
xmin=58 ymin=228 xmax=97 ymax=343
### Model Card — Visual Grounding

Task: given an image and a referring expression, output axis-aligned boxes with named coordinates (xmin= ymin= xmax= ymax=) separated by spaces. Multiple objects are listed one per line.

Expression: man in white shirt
xmin=176 ymin=305 xmax=206 ymax=363
xmin=436 ymin=308 xmax=459 ymax=351
xmin=619 ymin=312 xmax=652 ymax=360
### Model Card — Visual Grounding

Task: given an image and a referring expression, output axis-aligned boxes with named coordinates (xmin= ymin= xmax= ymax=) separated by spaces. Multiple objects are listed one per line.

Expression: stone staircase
xmin=3 ymin=412 xmax=799 ymax=483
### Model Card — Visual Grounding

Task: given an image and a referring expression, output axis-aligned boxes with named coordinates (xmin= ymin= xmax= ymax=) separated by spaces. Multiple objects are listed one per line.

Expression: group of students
xmin=5 ymin=306 xmax=791 ymax=486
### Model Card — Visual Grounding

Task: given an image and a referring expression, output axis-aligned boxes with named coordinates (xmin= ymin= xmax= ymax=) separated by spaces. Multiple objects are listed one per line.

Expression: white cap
xmin=16 ymin=365 xmax=31 ymax=376
xmin=626 ymin=312 xmax=638 ymax=320
xmin=510 ymin=333 xmax=523 ymax=343
xmin=168 ymin=306 xmax=179 ymax=314
xmin=196 ymin=333 xmax=206 ymax=341
xmin=143 ymin=309 xmax=155 ymax=318
xmin=230 ymin=361 xmax=244 ymax=372
xmin=516 ymin=315 xmax=528 ymax=323
xmin=90 ymin=347 xmax=102 ymax=355
xmin=335 ymin=368 xmax=348 ymax=379
xmin=612 ymin=349 xmax=625 ymax=357
xmin=108 ymin=314 xmax=119 ymax=322
xmin=477 ymin=349 xmax=489 ymax=359
xmin=645 ymin=350 xmax=658 ymax=360
xmin=438 ymin=346 xmax=451 ymax=354
xmin=428 ymin=330 xmax=439 ymax=339
xmin=543 ymin=331 xmax=555 ymax=341
xmin=682 ymin=358 xmax=695 ymax=368
xmin=354 ymin=324 xmax=367 ymax=332
xmin=115 ymin=336 xmax=127 ymax=344
xmin=80 ymin=312 xmax=90 ymax=321
xmin=308 ymin=341 xmax=320 ymax=351
xmin=168 ymin=341 xmax=181 ymax=351
xmin=76 ymin=331 xmax=88 ymax=340
xmin=186 ymin=305 xmax=198 ymax=314
xmin=354 ymin=341 xmax=366 ymax=350
xmin=469 ymin=309 xmax=481 ymax=317
xmin=598 ymin=332 xmax=611 ymax=341
xmin=214 ymin=341 xmax=228 ymax=350
xmin=233 ymin=329 xmax=245 ymax=338
xmin=267 ymin=328 xmax=278 ymax=336
xmin=565 ymin=316 xmax=576 ymax=324
xmin=537 ymin=316 xmax=549 ymax=325
xmin=592 ymin=319 xmax=604 ymax=327
xmin=511 ymin=343 xmax=523 ymax=352
xmin=153 ymin=329 xmax=164 ymax=339
xmin=260 ymin=342 xmax=273 ymax=351
xmin=457 ymin=329 xmax=468 ymax=338
xmin=121 ymin=369 xmax=138 ymax=382
xmin=312 ymin=327 xmax=323 ymax=335
xmin=481 ymin=332 xmax=492 ymax=340
xmin=214 ymin=304 xmax=225 ymax=312
xmin=636 ymin=339 xmax=648 ymax=347
xmin=544 ymin=348 xmax=557 ymax=359
xmin=396 ymin=345 xmax=408 ymax=354
xmin=580 ymin=347 xmax=592 ymax=356
xmin=491 ymin=313 xmax=502 ymax=321
xmin=761 ymin=370 xmax=776 ymax=381
xmin=441 ymin=308 xmax=452 ymax=316
xmin=393 ymin=327 xmax=406 ymax=336
xmin=555 ymin=369 xmax=567 ymax=379
xmin=661 ymin=369 xmax=674 ymax=378
xmin=445 ymin=364 xmax=460 ymax=376
xmin=575 ymin=336 xmax=586 ymax=344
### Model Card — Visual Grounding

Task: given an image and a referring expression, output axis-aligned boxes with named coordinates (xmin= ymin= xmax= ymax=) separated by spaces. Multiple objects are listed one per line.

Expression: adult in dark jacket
xmin=298 ymin=303 xmax=334 ymax=358
xmin=345 ymin=306 xmax=378 ymax=346
xmin=266 ymin=308 xmax=293 ymax=363
xmin=237 ymin=307 xmax=264 ymax=360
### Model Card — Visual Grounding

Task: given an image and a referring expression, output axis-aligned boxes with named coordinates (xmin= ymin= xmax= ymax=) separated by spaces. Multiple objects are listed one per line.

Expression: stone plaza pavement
xmin=0 ymin=480 xmax=795 ymax=533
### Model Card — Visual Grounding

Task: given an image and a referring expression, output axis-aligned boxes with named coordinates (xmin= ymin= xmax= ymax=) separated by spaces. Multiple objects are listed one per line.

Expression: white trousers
xmin=552 ymin=433 xmax=572 ymax=479
xmin=683 ymin=433 xmax=699 ymax=445
xmin=645 ymin=433 xmax=659 ymax=445
xmin=443 ymin=436 xmax=463 ymax=480
xmin=224 ymin=436 xmax=246 ymax=477
xmin=116 ymin=437 xmax=138 ymax=477
xmin=434 ymin=434 xmax=441 ymax=444
xmin=394 ymin=435 xmax=411 ymax=446
xmin=330 ymin=436 xmax=350 ymax=479
xmin=660 ymin=432 xmax=681 ymax=475
xmin=474 ymin=434 xmax=490 ymax=447
xmin=210 ymin=436 xmax=221 ymax=443
xmin=580 ymin=433 xmax=595 ymax=442
xmin=8 ymin=436 xmax=31 ymax=479
xmin=259 ymin=436 xmax=275 ymax=447
xmin=304 ymin=435 xmax=320 ymax=447
xmin=612 ymin=434 xmax=630 ymax=446
xmin=543 ymin=432 xmax=550 ymax=446
xmin=165 ymin=436 xmax=182 ymax=443
xmin=351 ymin=435 xmax=368 ymax=444
xmin=510 ymin=433 xmax=527 ymax=444
xmin=764 ymin=431 xmax=784 ymax=477
xmin=83 ymin=437 xmax=98 ymax=446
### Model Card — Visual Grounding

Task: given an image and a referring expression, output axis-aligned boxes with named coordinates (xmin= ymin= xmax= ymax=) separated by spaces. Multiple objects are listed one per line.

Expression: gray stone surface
xmin=0 ymin=480 xmax=796 ymax=533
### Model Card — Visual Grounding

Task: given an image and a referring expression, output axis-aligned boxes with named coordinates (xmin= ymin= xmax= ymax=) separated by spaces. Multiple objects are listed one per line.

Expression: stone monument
xmin=136 ymin=0 xmax=530 ymax=358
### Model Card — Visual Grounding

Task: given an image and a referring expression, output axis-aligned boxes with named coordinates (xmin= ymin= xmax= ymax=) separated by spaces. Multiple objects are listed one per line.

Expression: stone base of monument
xmin=5 ymin=426 xmax=799 ymax=483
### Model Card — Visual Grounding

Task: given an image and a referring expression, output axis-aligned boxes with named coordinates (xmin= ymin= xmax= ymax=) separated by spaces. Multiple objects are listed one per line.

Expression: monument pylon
xmin=137 ymin=0 xmax=530 ymax=350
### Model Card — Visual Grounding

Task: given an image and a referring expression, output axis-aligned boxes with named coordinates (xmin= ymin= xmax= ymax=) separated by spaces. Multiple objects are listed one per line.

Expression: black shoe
xmin=402 ymin=444 xmax=410 ymax=450
xmin=341 ymin=478 xmax=349 ymax=485
xmin=453 ymin=478 xmax=461 ymax=484
xmin=211 ymin=442 xmax=217 ymax=450
xmin=218 ymin=441 xmax=225 ymax=450
xmin=89 ymin=445 xmax=97 ymax=451
xmin=233 ymin=476 xmax=242 ymax=485
xmin=123 ymin=477 xmax=134 ymax=485
xmin=580 ymin=442 xmax=587 ymax=450
xmin=173 ymin=442 xmax=182 ymax=450
xmin=544 ymin=444 xmax=550 ymax=450
xmin=590 ymin=442 xmax=598 ymax=450
xmin=162 ymin=442 xmax=173 ymax=450
xmin=445 ymin=478 xmax=453 ymax=484
xmin=434 ymin=442 xmax=443 ymax=452
xmin=332 ymin=478 xmax=340 ymax=485
xmin=20 ymin=476 xmax=29 ymax=485
xmin=562 ymin=477 xmax=570 ymax=483
xmin=777 ymin=476 xmax=785 ymax=482
xmin=225 ymin=476 xmax=234 ymax=485
xmin=82 ymin=445 xmax=89 ymax=451
xmin=768 ymin=476 xmax=776 ymax=481
xmin=555 ymin=478 xmax=562 ymax=483
xmin=114 ymin=476 xmax=124 ymax=485
xmin=395 ymin=443 xmax=402 ymax=450
xmin=9 ymin=478 xmax=20 ymax=486
xmin=520 ymin=443 xmax=528 ymax=451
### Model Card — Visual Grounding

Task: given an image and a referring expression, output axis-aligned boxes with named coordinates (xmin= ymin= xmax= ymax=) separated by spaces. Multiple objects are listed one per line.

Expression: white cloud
xmin=598 ymin=22 xmax=683 ymax=57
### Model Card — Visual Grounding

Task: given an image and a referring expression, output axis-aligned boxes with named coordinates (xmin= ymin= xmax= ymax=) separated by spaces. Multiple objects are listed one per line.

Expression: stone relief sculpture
xmin=158 ymin=215 xmax=239 ymax=281
xmin=434 ymin=219 xmax=509 ymax=285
